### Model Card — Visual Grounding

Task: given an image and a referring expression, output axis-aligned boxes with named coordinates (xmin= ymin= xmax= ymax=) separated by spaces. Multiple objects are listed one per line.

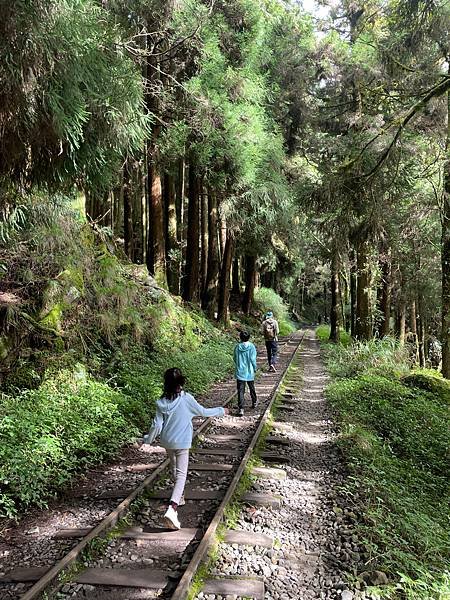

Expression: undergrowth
xmin=0 ymin=198 xmax=235 ymax=519
xmin=317 ymin=326 xmax=450 ymax=600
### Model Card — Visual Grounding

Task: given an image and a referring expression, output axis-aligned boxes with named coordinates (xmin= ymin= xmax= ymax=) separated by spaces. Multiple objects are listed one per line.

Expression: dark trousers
xmin=265 ymin=340 xmax=278 ymax=366
xmin=237 ymin=380 xmax=257 ymax=409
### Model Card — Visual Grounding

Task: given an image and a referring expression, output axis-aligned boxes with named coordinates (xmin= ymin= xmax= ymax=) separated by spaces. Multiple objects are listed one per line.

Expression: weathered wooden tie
xmin=203 ymin=577 xmax=264 ymax=599
xmin=252 ymin=466 xmax=287 ymax=480
xmin=224 ymin=529 xmax=273 ymax=548
xmin=260 ymin=451 xmax=290 ymax=463
xmin=243 ymin=492 xmax=281 ymax=508
xmin=76 ymin=568 xmax=170 ymax=588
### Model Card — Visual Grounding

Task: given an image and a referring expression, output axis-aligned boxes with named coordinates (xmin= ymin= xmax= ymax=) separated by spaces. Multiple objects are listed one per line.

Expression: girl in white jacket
xmin=144 ymin=368 xmax=228 ymax=529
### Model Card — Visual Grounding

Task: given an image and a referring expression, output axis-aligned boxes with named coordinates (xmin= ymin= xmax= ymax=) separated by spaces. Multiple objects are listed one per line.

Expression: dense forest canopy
xmin=0 ymin=0 xmax=449 ymax=373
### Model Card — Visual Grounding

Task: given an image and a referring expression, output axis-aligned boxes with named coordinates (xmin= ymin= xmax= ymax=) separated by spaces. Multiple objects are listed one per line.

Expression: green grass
xmin=319 ymin=331 xmax=450 ymax=599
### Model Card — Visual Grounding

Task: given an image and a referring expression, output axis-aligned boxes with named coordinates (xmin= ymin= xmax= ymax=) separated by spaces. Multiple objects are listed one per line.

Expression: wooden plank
xmin=266 ymin=436 xmax=290 ymax=446
xmin=203 ymin=578 xmax=264 ymax=599
xmin=96 ymin=489 xmax=135 ymax=499
xmin=0 ymin=567 xmax=49 ymax=583
xmin=149 ymin=489 xmax=222 ymax=501
xmin=252 ymin=466 xmax=286 ymax=480
xmin=206 ymin=434 xmax=243 ymax=442
xmin=224 ymin=530 xmax=273 ymax=548
xmin=125 ymin=463 xmax=160 ymax=472
xmin=122 ymin=527 xmax=199 ymax=542
xmin=192 ymin=448 xmax=240 ymax=456
xmin=260 ymin=452 xmax=290 ymax=464
xmin=75 ymin=568 xmax=169 ymax=589
xmin=190 ymin=462 xmax=233 ymax=471
xmin=278 ymin=404 xmax=295 ymax=412
xmin=243 ymin=492 xmax=281 ymax=508
xmin=53 ymin=528 xmax=92 ymax=539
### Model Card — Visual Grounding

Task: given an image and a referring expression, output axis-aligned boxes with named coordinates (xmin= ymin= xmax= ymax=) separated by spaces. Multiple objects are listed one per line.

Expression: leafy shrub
xmin=254 ymin=287 xmax=296 ymax=335
xmin=402 ymin=369 xmax=450 ymax=404
xmin=321 ymin=334 xmax=410 ymax=379
xmin=323 ymin=344 xmax=450 ymax=598
xmin=316 ymin=324 xmax=351 ymax=347
xmin=0 ymin=371 xmax=138 ymax=518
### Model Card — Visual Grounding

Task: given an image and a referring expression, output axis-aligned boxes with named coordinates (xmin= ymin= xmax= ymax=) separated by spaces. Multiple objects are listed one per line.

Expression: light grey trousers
xmin=167 ymin=448 xmax=189 ymax=505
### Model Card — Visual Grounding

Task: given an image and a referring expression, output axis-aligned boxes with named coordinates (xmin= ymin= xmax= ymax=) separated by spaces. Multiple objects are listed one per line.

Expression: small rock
xmin=359 ymin=570 xmax=389 ymax=586
xmin=341 ymin=592 xmax=354 ymax=600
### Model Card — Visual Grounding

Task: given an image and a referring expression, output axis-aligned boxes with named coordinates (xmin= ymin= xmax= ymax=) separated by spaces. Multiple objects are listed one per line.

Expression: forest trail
xmin=206 ymin=329 xmax=362 ymax=600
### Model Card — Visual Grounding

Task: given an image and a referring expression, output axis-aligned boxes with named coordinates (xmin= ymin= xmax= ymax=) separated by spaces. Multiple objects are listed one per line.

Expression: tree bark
xmin=410 ymin=300 xmax=419 ymax=363
xmin=182 ymin=165 xmax=200 ymax=303
xmin=202 ymin=190 xmax=220 ymax=317
xmin=355 ymin=239 xmax=371 ymax=340
xmin=350 ymin=248 xmax=357 ymax=337
xmin=217 ymin=229 xmax=234 ymax=325
xmin=398 ymin=298 xmax=406 ymax=346
xmin=441 ymin=76 xmax=450 ymax=377
xmin=242 ymin=255 xmax=257 ymax=315
xmin=200 ymin=187 xmax=208 ymax=297
xmin=417 ymin=293 xmax=426 ymax=367
xmin=147 ymin=130 xmax=166 ymax=285
xmin=165 ymin=171 xmax=179 ymax=294
xmin=329 ymin=252 xmax=341 ymax=343
xmin=379 ymin=253 xmax=391 ymax=337
xmin=232 ymin=257 xmax=240 ymax=296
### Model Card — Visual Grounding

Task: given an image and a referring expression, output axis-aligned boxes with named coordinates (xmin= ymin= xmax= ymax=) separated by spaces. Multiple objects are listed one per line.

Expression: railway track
xmin=0 ymin=331 xmax=304 ymax=600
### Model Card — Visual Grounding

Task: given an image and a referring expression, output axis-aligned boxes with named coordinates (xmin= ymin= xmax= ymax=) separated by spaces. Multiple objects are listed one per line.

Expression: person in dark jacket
xmin=233 ymin=331 xmax=258 ymax=416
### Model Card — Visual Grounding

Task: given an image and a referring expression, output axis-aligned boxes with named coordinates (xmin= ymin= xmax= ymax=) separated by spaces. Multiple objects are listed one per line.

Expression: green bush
xmin=323 ymin=346 xmax=450 ymax=599
xmin=0 ymin=371 xmax=138 ymax=517
xmin=320 ymin=334 xmax=410 ymax=379
xmin=316 ymin=324 xmax=351 ymax=347
xmin=254 ymin=287 xmax=296 ymax=335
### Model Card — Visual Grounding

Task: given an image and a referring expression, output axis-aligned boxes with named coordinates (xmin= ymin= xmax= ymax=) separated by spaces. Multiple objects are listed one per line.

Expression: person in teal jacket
xmin=233 ymin=331 xmax=258 ymax=416
xmin=143 ymin=368 xmax=228 ymax=529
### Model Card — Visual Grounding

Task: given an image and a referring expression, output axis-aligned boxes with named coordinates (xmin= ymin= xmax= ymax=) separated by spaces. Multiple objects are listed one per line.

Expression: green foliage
xmin=316 ymin=324 xmax=351 ymax=347
xmin=254 ymin=286 xmax=296 ymax=335
xmin=402 ymin=370 xmax=450 ymax=404
xmin=323 ymin=338 xmax=450 ymax=599
xmin=0 ymin=370 xmax=138 ymax=517
xmin=319 ymin=333 xmax=410 ymax=380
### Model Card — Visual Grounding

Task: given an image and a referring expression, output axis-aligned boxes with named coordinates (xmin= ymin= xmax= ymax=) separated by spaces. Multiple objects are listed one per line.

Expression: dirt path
xmin=203 ymin=329 xmax=365 ymax=600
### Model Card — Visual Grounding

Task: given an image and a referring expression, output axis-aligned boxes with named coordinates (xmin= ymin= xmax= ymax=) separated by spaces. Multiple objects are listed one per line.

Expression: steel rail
xmin=19 ymin=333 xmax=300 ymax=600
xmin=170 ymin=331 xmax=305 ymax=600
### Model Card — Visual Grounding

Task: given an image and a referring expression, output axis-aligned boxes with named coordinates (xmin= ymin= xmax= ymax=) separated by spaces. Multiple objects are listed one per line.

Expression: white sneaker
xmin=164 ymin=505 xmax=181 ymax=529
xmin=239 ymin=408 xmax=244 ymax=417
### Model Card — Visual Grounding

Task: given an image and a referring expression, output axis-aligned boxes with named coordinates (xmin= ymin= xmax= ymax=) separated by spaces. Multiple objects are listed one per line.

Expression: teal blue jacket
xmin=234 ymin=342 xmax=257 ymax=381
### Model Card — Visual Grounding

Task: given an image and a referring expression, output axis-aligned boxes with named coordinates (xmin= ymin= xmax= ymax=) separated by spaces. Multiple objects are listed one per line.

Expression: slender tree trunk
xmin=350 ymin=248 xmax=357 ymax=337
xmin=217 ymin=229 xmax=234 ymax=325
xmin=355 ymin=239 xmax=371 ymax=340
xmin=200 ymin=187 xmax=208 ymax=297
xmin=123 ymin=162 xmax=132 ymax=259
xmin=379 ymin=253 xmax=391 ymax=337
xmin=147 ymin=130 xmax=166 ymax=285
xmin=417 ymin=293 xmax=426 ymax=367
xmin=202 ymin=190 xmax=220 ymax=317
xmin=242 ymin=255 xmax=257 ymax=315
xmin=410 ymin=300 xmax=419 ymax=363
xmin=329 ymin=252 xmax=341 ymax=343
xmin=165 ymin=171 xmax=179 ymax=294
xmin=398 ymin=298 xmax=406 ymax=346
xmin=182 ymin=165 xmax=200 ymax=302
xmin=441 ymin=77 xmax=450 ymax=377
xmin=232 ymin=257 xmax=240 ymax=296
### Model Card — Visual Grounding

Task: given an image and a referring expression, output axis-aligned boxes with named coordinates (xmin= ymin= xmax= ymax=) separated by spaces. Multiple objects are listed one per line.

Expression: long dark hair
xmin=163 ymin=367 xmax=185 ymax=400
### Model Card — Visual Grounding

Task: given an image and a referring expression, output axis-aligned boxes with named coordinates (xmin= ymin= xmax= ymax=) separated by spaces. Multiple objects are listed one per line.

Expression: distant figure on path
xmin=261 ymin=311 xmax=279 ymax=372
xmin=143 ymin=368 xmax=228 ymax=530
xmin=233 ymin=331 xmax=258 ymax=417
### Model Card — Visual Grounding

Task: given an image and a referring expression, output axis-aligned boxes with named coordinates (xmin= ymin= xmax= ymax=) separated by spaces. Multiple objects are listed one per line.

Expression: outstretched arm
xmin=143 ymin=409 xmax=164 ymax=445
xmin=187 ymin=395 xmax=225 ymax=418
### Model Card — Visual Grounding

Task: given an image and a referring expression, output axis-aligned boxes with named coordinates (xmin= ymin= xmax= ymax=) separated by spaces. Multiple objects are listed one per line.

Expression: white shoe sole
xmin=164 ymin=515 xmax=181 ymax=530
